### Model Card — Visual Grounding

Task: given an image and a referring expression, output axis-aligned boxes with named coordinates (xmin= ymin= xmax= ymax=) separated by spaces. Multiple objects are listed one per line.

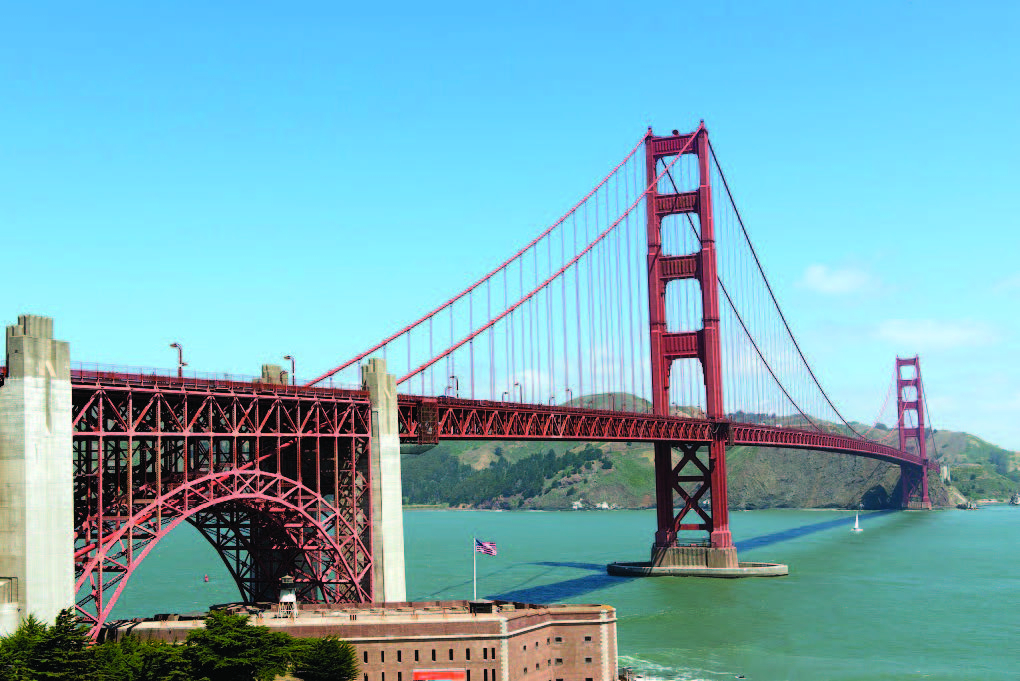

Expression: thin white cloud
xmin=798 ymin=264 xmax=879 ymax=295
xmin=874 ymin=319 xmax=998 ymax=351
xmin=992 ymin=273 xmax=1020 ymax=294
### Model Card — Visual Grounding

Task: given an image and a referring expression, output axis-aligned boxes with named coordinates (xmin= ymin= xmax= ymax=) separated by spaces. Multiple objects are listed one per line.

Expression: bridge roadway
xmin=64 ymin=369 xmax=924 ymax=469
xmin=397 ymin=395 xmax=925 ymax=468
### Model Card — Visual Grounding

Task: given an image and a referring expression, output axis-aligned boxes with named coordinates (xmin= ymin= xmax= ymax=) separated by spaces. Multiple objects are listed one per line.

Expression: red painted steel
xmin=397 ymin=396 xmax=714 ymax=443
xmin=645 ymin=124 xmax=733 ymax=549
xmin=896 ymin=356 xmax=931 ymax=507
xmin=395 ymin=396 xmax=920 ymax=465
xmin=71 ymin=372 xmax=373 ymax=639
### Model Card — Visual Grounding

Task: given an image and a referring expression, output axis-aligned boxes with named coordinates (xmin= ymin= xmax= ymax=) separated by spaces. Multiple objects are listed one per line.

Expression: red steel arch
xmin=71 ymin=370 xmax=373 ymax=637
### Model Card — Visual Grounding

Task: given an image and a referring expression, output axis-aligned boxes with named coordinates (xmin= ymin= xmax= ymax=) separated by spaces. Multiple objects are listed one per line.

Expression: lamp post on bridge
xmin=169 ymin=343 xmax=187 ymax=378
xmin=283 ymin=355 xmax=295 ymax=386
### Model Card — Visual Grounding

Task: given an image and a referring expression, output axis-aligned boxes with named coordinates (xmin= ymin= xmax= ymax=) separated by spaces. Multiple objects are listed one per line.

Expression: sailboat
xmin=851 ymin=512 xmax=863 ymax=533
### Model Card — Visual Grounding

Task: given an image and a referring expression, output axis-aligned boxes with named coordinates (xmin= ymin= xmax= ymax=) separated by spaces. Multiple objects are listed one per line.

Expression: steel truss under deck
xmin=71 ymin=371 xmax=373 ymax=638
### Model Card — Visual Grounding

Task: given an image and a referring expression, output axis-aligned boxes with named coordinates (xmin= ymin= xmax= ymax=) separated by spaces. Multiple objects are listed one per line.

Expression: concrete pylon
xmin=361 ymin=358 xmax=406 ymax=603
xmin=0 ymin=315 xmax=74 ymax=632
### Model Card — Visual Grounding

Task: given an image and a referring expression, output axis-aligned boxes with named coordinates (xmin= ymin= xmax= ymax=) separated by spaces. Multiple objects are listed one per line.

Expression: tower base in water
xmin=606 ymin=544 xmax=787 ymax=578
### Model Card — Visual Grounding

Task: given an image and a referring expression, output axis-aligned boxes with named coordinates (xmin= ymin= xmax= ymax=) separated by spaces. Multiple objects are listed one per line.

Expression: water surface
xmin=114 ymin=506 xmax=1020 ymax=680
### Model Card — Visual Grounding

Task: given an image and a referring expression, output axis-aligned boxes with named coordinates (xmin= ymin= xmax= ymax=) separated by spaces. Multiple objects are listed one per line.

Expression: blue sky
xmin=2 ymin=2 xmax=1017 ymax=447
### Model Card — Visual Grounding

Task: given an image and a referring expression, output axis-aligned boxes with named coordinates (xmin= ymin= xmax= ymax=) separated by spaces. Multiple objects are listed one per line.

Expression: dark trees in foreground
xmin=0 ymin=608 xmax=359 ymax=681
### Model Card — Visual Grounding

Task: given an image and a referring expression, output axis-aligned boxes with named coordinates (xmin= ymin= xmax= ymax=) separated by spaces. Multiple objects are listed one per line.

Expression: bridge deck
xmin=62 ymin=371 xmax=924 ymax=469
xmin=396 ymin=395 xmax=925 ymax=468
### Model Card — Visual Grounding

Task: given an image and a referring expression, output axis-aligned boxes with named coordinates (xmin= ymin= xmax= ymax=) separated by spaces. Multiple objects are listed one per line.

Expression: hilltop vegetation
xmin=401 ymin=395 xmax=1016 ymax=509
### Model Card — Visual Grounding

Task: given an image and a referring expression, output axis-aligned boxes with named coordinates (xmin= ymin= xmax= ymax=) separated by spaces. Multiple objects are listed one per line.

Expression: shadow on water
xmin=735 ymin=509 xmax=897 ymax=552
xmin=493 ymin=562 xmax=619 ymax=604
xmin=489 ymin=512 xmax=898 ymax=603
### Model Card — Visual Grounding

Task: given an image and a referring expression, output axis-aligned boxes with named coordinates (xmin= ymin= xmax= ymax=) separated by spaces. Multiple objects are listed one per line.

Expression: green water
xmin=114 ymin=506 xmax=1020 ymax=680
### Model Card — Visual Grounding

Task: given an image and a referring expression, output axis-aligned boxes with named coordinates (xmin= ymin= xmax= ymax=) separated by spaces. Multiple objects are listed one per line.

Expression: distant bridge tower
xmin=896 ymin=356 xmax=932 ymax=509
xmin=645 ymin=125 xmax=736 ymax=568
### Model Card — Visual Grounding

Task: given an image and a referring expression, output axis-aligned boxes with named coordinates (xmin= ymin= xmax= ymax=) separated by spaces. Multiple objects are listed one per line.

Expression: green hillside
xmin=400 ymin=400 xmax=1017 ymax=510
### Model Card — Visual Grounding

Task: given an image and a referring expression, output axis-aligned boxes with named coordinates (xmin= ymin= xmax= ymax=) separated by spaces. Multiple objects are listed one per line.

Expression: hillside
xmin=401 ymin=400 xmax=1018 ymax=510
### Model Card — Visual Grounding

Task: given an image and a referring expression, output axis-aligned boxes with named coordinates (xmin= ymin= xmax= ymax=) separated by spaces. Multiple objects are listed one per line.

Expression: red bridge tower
xmin=645 ymin=124 xmax=736 ymax=569
xmin=896 ymin=356 xmax=932 ymax=509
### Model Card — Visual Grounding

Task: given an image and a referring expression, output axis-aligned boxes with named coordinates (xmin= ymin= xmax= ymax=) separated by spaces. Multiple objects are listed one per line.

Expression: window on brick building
xmin=432 ymin=650 xmax=436 ymax=662
xmin=381 ymin=651 xmax=385 ymax=663
xmin=381 ymin=674 xmax=385 ymax=681
xmin=466 ymin=672 xmax=470 ymax=681
xmin=555 ymin=659 xmax=563 ymax=665
xmin=484 ymin=670 xmax=488 ymax=681
xmin=363 ymin=652 xmax=368 ymax=663
xmin=467 ymin=649 xmax=471 ymax=660
xmin=483 ymin=648 xmax=488 ymax=660
xmin=585 ymin=657 xmax=593 ymax=663
xmin=415 ymin=650 xmax=419 ymax=662
xmin=554 ymin=637 xmax=562 ymax=643
xmin=491 ymin=647 xmax=496 ymax=659
xmin=449 ymin=649 xmax=454 ymax=661
xmin=397 ymin=651 xmax=402 ymax=663
xmin=584 ymin=636 xmax=592 ymax=642
xmin=398 ymin=674 xmax=402 ymax=681
xmin=363 ymin=675 xmax=368 ymax=681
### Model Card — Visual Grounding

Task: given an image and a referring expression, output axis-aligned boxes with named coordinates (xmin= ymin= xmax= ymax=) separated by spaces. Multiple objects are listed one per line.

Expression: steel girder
xmin=70 ymin=378 xmax=373 ymax=639
xmin=730 ymin=423 xmax=925 ymax=467
xmin=396 ymin=395 xmax=923 ymax=468
xmin=397 ymin=396 xmax=715 ymax=443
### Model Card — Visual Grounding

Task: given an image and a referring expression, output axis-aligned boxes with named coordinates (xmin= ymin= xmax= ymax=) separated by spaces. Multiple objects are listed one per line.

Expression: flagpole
xmin=472 ymin=536 xmax=477 ymax=600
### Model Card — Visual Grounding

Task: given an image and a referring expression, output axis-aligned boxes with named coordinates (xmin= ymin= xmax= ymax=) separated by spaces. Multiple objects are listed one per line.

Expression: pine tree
xmin=185 ymin=609 xmax=296 ymax=681
xmin=23 ymin=608 xmax=94 ymax=680
xmin=294 ymin=636 xmax=360 ymax=681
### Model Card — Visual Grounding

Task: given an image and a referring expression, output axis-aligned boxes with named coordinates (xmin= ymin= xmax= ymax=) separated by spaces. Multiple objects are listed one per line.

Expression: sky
xmin=1 ymin=1 xmax=1017 ymax=448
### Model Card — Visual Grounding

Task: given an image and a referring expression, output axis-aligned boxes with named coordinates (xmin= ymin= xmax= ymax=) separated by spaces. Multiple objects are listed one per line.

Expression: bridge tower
xmin=645 ymin=125 xmax=736 ymax=568
xmin=896 ymin=356 xmax=932 ymax=509
xmin=0 ymin=315 xmax=75 ymax=633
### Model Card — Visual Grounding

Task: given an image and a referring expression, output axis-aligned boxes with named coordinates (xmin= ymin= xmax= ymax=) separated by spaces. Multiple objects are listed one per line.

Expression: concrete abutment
xmin=362 ymin=358 xmax=407 ymax=603
xmin=0 ymin=315 xmax=74 ymax=634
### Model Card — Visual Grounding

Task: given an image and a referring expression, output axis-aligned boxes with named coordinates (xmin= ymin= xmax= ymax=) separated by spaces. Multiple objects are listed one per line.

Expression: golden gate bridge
xmin=0 ymin=123 xmax=933 ymax=638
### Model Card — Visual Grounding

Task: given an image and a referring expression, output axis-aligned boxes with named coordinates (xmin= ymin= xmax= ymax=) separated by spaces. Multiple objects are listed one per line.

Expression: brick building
xmin=104 ymin=600 xmax=619 ymax=681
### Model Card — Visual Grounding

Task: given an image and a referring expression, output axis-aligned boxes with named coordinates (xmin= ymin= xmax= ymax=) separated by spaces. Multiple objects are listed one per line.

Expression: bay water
xmin=113 ymin=506 xmax=1019 ymax=680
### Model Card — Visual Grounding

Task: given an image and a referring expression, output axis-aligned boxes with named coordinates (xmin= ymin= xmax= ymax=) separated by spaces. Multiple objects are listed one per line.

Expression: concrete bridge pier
xmin=0 ymin=315 xmax=74 ymax=634
xmin=362 ymin=358 xmax=407 ymax=603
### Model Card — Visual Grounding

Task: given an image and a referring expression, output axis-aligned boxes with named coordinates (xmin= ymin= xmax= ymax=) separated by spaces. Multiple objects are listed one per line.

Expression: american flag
xmin=474 ymin=539 xmax=497 ymax=556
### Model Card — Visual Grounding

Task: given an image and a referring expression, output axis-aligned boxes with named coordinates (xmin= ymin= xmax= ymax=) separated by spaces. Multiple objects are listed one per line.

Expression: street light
xmin=169 ymin=343 xmax=187 ymax=378
xmin=283 ymin=355 xmax=295 ymax=386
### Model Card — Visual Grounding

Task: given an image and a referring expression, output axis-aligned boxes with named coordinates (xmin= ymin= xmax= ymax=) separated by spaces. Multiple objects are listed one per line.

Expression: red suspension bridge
xmin=3 ymin=123 xmax=933 ymax=636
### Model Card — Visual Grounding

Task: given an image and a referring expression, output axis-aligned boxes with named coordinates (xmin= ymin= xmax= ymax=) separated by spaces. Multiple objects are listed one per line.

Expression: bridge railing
xmin=66 ymin=362 xmax=366 ymax=397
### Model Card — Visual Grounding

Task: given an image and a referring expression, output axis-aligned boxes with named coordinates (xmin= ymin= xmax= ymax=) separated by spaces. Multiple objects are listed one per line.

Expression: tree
xmin=185 ymin=610 xmax=296 ymax=681
xmin=294 ymin=636 xmax=360 ymax=681
xmin=0 ymin=613 xmax=46 ymax=680
xmin=0 ymin=608 xmax=95 ymax=680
